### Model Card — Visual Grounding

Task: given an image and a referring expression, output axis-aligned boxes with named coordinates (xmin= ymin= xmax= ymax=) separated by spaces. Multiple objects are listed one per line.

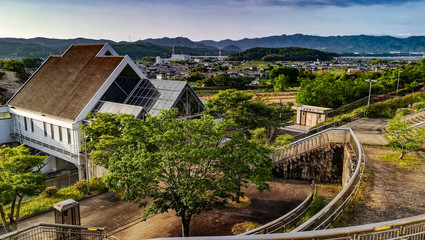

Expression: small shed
xmin=53 ymin=199 xmax=81 ymax=225
xmin=292 ymin=105 xmax=333 ymax=127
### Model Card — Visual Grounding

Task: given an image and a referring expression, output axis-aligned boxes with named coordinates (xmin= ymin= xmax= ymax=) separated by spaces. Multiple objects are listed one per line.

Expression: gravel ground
xmin=351 ymin=146 xmax=425 ymax=225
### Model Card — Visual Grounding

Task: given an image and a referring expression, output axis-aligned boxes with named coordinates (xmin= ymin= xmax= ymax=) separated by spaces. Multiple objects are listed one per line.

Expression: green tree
xmin=205 ymin=89 xmax=288 ymax=142
xmin=220 ymin=130 xmax=272 ymax=203
xmin=140 ymin=56 xmax=156 ymax=66
xmin=0 ymin=145 xmax=46 ymax=232
xmin=269 ymin=67 xmax=299 ymax=83
xmin=22 ymin=58 xmax=43 ymax=69
xmin=384 ymin=118 xmax=425 ymax=159
xmin=83 ymin=110 xmax=272 ymax=237
xmin=272 ymin=74 xmax=290 ymax=92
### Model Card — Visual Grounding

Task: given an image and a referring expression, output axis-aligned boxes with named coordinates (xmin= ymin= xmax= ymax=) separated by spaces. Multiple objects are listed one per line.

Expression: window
xmin=50 ymin=124 xmax=55 ymax=140
xmin=58 ymin=126 xmax=63 ymax=142
xmin=67 ymin=129 xmax=71 ymax=145
xmin=30 ymin=119 xmax=34 ymax=132
xmin=24 ymin=117 xmax=28 ymax=131
xmin=0 ymin=112 xmax=11 ymax=119
xmin=43 ymin=122 xmax=47 ymax=137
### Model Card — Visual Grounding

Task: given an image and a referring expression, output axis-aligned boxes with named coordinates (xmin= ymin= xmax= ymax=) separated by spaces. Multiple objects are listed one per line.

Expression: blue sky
xmin=1 ymin=0 xmax=424 ymax=41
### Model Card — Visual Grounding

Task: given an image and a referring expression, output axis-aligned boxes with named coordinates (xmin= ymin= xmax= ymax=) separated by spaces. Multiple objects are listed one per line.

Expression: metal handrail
xmin=292 ymin=112 xmax=364 ymax=140
xmin=291 ymin=128 xmax=365 ymax=231
xmin=151 ymin=214 xmax=425 ymax=240
xmin=0 ymin=222 xmax=105 ymax=239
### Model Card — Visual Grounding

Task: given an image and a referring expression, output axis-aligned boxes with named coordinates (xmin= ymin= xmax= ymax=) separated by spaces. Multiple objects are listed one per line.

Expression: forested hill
xmin=227 ymin=47 xmax=337 ymax=61
xmin=0 ymin=37 xmax=238 ymax=60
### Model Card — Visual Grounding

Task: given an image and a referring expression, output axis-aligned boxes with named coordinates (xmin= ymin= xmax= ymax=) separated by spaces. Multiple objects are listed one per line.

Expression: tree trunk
xmin=399 ymin=151 xmax=405 ymax=159
xmin=181 ymin=212 xmax=192 ymax=237
xmin=0 ymin=205 xmax=12 ymax=232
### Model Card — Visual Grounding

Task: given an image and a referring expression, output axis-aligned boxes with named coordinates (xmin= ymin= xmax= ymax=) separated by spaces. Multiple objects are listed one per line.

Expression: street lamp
xmin=365 ymin=79 xmax=378 ymax=106
xmin=396 ymin=70 xmax=403 ymax=93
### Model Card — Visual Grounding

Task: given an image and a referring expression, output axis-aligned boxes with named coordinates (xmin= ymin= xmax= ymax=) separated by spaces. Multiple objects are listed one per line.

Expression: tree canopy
xmin=384 ymin=118 xmax=425 ymax=159
xmin=83 ymin=109 xmax=272 ymax=236
xmin=0 ymin=144 xmax=46 ymax=232
xmin=205 ymin=89 xmax=289 ymax=142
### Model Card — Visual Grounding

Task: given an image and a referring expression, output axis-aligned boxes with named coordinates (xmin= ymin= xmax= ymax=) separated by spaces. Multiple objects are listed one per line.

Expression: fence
xmin=0 ymin=222 xmax=106 ymax=240
xmin=292 ymin=112 xmax=364 ymax=140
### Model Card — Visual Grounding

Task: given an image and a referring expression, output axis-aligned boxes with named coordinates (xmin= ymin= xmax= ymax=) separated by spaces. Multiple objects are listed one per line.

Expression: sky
xmin=1 ymin=0 xmax=425 ymax=42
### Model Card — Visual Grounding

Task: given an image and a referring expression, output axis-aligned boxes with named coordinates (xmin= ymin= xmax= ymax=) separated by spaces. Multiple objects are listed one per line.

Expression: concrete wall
xmin=273 ymin=143 xmax=345 ymax=183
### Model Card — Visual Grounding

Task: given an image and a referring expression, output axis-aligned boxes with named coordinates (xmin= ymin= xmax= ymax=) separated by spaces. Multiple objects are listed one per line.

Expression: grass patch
xmin=331 ymin=165 xmax=371 ymax=228
xmin=378 ymin=152 xmax=424 ymax=170
xmin=0 ymin=186 xmax=85 ymax=225
xmin=299 ymin=195 xmax=326 ymax=224
xmin=231 ymin=221 xmax=262 ymax=234
xmin=194 ymin=90 xmax=220 ymax=96
xmin=226 ymin=196 xmax=251 ymax=208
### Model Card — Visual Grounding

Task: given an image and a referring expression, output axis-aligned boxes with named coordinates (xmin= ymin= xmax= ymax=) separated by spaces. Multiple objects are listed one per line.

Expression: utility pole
xmin=366 ymin=79 xmax=378 ymax=106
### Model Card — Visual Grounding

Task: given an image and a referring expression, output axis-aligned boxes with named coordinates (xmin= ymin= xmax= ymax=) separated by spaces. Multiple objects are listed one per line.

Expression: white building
xmin=0 ymin=43 xmax=204 ymax=183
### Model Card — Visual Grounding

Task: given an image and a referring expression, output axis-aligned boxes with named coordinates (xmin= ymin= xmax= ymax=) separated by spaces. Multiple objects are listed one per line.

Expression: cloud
xmin=248 ymin=0 xmax=423 ymax=7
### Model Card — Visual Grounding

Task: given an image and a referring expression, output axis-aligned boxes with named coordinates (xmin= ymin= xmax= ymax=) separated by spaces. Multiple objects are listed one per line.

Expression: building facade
xmin=1 ymin=43 xmax=204 ymax=183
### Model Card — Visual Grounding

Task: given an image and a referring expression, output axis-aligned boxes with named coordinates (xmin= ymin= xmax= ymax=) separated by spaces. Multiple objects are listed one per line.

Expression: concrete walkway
xmin=339 ymin=118 xmax=390 ymax=145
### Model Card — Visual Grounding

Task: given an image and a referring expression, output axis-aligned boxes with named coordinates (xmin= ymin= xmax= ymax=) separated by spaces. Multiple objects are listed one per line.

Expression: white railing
xmin=9 ymin=126 xmax=79 ymax=158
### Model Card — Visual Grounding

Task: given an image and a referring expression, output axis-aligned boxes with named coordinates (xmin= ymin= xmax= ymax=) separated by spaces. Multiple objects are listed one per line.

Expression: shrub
xmin=56 ymin=186 xmax=85 ymax=200
xmin=41 ymin=186 xmax=58 ymax=197
xmin=231 ymin=221 xmax=261 ymax=235
xmin=73 ymin=180 xmax=88 ymax=194
xmin=89 ymin=177 xmax=108 ymax=193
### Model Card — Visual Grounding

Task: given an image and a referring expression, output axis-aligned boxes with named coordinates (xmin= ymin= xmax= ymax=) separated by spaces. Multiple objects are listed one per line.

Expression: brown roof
xmin=9 ymin=45 xmax=124 ymax=120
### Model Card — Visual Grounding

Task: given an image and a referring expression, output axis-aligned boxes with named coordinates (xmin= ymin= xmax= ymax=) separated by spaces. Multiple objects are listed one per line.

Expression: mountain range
xmin=1 ymin=34 xmax=425 ymax=60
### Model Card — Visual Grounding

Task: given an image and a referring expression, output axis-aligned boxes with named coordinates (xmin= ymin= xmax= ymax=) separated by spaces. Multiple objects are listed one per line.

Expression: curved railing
xmin=239 ymin=183 xmax=316 ymax=235
xmin=153 ymin=214 xmax=425 ymax=240
xmin=276 ymin=128 xmax=365 ymax=231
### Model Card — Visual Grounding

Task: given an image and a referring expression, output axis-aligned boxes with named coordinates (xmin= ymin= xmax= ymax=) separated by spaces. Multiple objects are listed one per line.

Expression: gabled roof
xmin=148 ymin=79 xmax=188 ymax=116
xmin=8 ymin=44 xmax=124 ymax=120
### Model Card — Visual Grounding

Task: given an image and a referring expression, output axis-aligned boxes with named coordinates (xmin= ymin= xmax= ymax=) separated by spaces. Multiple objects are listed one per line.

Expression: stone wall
xmin=273 ymin=143 xmax=345 ymax=184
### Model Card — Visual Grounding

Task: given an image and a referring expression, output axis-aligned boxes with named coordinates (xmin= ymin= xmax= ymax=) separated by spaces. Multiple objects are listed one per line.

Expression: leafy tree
xmin=219 ymin=130 xmax=272 ymax=203
xmin=272 ymin=74 xmax=290 ymax=92
xmin=140 ymin=56 xmax=156 ymax=66
xmin=186 ymin=72 xmax=204 ymax=82
xmin=269 ymin=67 xmax=299 ymax=83
xmin=384 ymin=117 xmax=425 ymax=159
xmin=0 ymin=60 xmax=26 ymax=75
xmin=205 ymin=89 xmax=289 ymax=143
xmin=21 ymin=58 xmax=43 ymax=69
xmin=83 ymin=110 xmax=272 ymax=237
xmin=0 ymin=145 xmax=46 ymax=232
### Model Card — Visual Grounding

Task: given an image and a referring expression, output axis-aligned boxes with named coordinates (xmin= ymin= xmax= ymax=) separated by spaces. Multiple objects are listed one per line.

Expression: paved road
xmin=340 ymin=118 xmax=390 ymax=145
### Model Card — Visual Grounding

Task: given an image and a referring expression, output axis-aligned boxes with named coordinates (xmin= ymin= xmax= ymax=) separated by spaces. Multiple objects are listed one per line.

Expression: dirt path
xmin=111 ymin=179 xmax=311 ymax=239
xmin=4 ymin=179 xmax=311 ymax=239
xmin=351 ymin=146 xmax=425 ymax=225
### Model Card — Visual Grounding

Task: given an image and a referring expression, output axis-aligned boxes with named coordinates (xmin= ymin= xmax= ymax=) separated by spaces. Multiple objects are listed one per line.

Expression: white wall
xmin=0 ymin=106 xmax=14 ymax=144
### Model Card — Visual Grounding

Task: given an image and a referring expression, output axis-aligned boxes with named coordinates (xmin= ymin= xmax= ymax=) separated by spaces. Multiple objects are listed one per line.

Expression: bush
xmin=74 ymin=180 xmax=88 ymax=194
xmin=41 ymin=186 xmax=58 ymax=197
xmin=231 ymin=222 xmax=261 ymax=235
xmin=89 ymin=177 xmax=108 ymax=193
